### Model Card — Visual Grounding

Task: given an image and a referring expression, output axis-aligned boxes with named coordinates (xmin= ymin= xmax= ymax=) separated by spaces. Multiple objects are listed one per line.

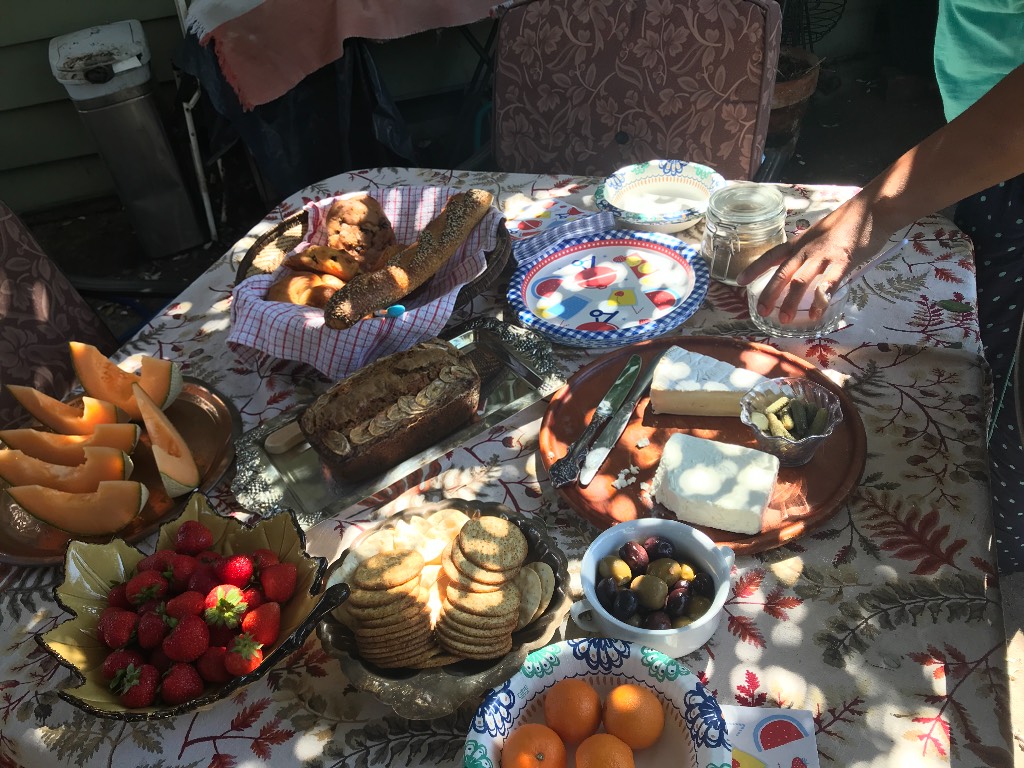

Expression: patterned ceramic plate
xmin=464 ymin=638 xmax=732 ymax=768
xmin=507 ymin=230 xmax=709 ymax=349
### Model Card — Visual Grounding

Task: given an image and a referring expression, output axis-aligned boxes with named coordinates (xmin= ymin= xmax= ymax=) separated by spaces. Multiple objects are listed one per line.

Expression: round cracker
xmin=451 ymin=540 xmax=519 ymax=585
xmin=512 ymin=567 xmax=542 ymax=630
xmin=526 ymin=561 xmax=556 ymax=622
xmin=441 ymin=602 xmax=519 ymax=628
xmin=437 ymin=632 xmax=513 ymax=659
xmin=457 ymin=516 xmax=528 ymax=572
xmin=353 ymin=549 xmax=425 ymax=590
xmin=435 ymin=622 xmax=513 ymax=651
xmin=445 ymin=583 xmax=520 ymax=618
xmin=346 ymin=589 xmax=420 ymax=619
xmin=346 ymin=578 xmax=420 ymax=608
xmin=436 ymin=615 xmax=514 ymax=639
xmin=441 ymin=543 xmax=505 ymax=591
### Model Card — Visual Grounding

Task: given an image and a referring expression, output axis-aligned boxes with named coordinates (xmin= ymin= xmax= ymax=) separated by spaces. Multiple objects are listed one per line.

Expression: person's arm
xmin=737 ymin=61 xmax=1024 ymax=322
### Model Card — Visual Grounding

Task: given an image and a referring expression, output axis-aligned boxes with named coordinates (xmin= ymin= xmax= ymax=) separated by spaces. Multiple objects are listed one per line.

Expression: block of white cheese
xmin=650 ymin=346 xmax=768 ymax=417
xmin=650 ymin=433 xmax=779 ymax=534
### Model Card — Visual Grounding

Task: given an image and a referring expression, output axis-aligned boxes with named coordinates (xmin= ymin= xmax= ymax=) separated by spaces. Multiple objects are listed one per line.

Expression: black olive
xmin=692 ymin=571 xmax=715 ymax=599
xmin=595 ymin=577 xmax=618 ymax=611
xmin=642 ymin=535 xmax=675 ymax=561
xmin=618 ymin=541 xmax=649 ymax=576
xmin=611 ymin=589 xmax=640 ymax=622
xmin=643 ymin=611 xmax=672 ymax=630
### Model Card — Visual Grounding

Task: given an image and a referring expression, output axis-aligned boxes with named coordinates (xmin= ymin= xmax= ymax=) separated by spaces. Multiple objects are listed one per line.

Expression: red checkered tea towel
xmin=228 ymin=186 xmax=502 ymax=379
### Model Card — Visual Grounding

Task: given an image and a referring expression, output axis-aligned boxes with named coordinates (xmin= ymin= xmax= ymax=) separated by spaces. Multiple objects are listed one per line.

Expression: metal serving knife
xmin=578 ymin=350 xmax=667 ymax=487
xmin=548 ymin=354 xmax=643 ymax=488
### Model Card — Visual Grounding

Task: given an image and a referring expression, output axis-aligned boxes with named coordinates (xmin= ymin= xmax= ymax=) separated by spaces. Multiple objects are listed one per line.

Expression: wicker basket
xmin=234 ymin=211 xmax=513 ymax=307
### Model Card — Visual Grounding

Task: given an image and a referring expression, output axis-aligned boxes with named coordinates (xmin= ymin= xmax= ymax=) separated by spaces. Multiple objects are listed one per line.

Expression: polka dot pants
xmin=954 ymin=173 xmax=1024 ymax=572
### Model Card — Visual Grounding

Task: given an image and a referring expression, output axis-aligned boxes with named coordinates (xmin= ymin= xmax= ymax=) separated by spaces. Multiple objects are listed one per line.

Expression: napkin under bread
xmin=228 ymin=186 xmax=502 ymax=379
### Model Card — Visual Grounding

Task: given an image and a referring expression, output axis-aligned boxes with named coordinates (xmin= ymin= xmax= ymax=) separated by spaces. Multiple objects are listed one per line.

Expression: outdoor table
xmin=0 ymin=168 xmax=1009 ymax=767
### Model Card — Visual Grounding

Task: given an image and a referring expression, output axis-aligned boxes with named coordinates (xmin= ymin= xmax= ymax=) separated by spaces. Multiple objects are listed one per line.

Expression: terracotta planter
xmin=767 ymin=47 xmax=821 ymax=147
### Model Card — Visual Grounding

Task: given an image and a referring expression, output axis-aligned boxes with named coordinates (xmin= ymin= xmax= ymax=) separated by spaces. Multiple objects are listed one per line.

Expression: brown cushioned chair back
xmin=0 ymin=201 xmax=118 ymax=428
xmin=493 ymin=0 xmax=782 ymax=181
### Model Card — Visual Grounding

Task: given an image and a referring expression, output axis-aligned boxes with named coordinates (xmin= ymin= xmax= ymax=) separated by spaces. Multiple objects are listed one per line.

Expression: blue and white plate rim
xmin=507 ymin=228 xmax=710 ymax=346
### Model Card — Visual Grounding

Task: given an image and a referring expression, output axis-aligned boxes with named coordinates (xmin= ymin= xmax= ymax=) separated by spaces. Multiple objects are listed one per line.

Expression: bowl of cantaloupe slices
xmin=0 ymin=342 xmax=241 ymax=566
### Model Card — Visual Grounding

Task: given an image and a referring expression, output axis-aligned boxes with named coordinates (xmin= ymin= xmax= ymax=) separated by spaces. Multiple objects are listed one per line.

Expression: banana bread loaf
xmin=298 ymin=339 xmax=480 ymax=482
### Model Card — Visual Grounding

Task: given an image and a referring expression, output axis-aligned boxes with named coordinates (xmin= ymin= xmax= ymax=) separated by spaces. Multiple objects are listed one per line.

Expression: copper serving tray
xmin=231 ymin=318 xmax=567 ymax=529
xmin=0 ymin=378 xmax=241 ymax=567
xmin=539 ymin=337 xmax=867 ymax=555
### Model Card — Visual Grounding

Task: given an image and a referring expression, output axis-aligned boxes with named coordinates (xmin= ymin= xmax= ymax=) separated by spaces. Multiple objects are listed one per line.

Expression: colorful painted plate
xmin=507 ymin=230 xmax=709 ymax=348
xmin=464 ymin=638 xmax=732 ymax=768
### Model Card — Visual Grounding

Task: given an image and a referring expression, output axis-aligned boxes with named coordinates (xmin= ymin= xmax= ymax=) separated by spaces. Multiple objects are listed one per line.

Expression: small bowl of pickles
xmin=570 ymin=519 xmax=734 ymax=659
xmin=739 ymin=376 xmax=844 ymax=467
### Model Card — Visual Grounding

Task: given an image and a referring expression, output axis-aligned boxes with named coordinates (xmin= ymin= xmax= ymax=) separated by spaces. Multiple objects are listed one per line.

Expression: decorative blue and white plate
xmin=507 ymin=230 xmax=710 ymax=349
xmin=464 ymin=638 xmax=732 ymax=768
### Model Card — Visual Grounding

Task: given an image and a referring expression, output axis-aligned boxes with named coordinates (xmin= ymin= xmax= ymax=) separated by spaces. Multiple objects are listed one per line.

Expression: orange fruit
xmin=543 ymin=678 xmax=602 ymax=743
xmin=500 ymin=722 xmax=567 ymax=768
xmin=575 ymin=733 xmax=635 ymax=768
xmin=602 ymin=683 xmax=665 ymax=750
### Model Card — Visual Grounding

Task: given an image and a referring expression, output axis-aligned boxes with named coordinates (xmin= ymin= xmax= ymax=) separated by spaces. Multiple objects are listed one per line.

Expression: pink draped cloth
xmin=186 ymin=0 xmax=501 ymax=110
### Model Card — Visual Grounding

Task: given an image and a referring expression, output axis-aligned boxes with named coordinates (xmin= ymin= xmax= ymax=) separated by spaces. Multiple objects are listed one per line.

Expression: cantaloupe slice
xmin=69 ymin=341 xmax=183 ymax=420
xmin=132 ymin=383 xmax=199 ymax=498
xmin=7 ymin=386 xmax=120 ymax=435
xmin=0 ymin=424 xmax=141 ymax=466
xmin=7 ymin=480 xmax=148 ymax=536
xmin=0 ymin=446 xmax=133 ymax=494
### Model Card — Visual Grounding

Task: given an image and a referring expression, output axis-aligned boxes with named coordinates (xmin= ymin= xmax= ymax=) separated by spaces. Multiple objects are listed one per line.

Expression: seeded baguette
xmin=323 ymin=189 xmax=494 ymax=330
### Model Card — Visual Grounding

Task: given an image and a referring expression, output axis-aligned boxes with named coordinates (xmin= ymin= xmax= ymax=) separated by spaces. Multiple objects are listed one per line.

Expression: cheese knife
xmin=578 ymin=350 xmax=667 ymax=487
xmin=548 ymin=354 xmax=643 ymax=488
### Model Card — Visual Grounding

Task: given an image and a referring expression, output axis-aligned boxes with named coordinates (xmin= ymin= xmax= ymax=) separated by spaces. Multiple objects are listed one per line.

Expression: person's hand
xmin=735 ymin=199 xmax=891 ymax=323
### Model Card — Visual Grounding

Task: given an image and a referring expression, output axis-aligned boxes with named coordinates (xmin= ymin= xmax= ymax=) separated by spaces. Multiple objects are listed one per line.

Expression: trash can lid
xmin=48 ymin=19 xmax=151 ymax=86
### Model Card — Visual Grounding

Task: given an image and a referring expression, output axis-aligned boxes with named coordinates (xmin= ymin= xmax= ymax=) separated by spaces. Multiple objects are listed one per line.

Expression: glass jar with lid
xmin=701 ymin=183 xmax=787 ymax=285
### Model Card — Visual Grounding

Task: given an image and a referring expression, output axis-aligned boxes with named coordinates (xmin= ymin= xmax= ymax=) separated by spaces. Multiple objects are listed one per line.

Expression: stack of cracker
xmin=346 ymin=549 xmax=456 ymax=668
xmin=437 ymin=517 xmax=535 ymax=660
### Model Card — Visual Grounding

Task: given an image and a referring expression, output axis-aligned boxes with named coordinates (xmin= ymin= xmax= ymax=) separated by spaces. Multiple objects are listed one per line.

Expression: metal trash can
xmin=48 ymin=19 xmax=205 ymax=260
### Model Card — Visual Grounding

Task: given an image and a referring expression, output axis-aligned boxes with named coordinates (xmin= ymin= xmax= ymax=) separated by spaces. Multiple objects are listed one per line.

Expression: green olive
xmin=630 ymin=574 xmax=669 ymax=611
xmin=647 ymin=558 xmax=683 ymax=585
xmin=687 ymin=595 xmax=713 ymax=620
xmin=677 ymin=562 xmax=697 ymax=582
xmin=624 ymin=612 xmax=643 ymax=627
xmin=672 ymin=615 xmax=693 ymax=629
xmin=598 ymin=556 xmax=633 ymax=586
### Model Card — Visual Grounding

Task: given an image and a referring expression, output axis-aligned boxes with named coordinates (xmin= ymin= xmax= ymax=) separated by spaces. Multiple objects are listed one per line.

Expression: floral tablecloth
xmin=0 ymin=169 xmax=1009 ymax=768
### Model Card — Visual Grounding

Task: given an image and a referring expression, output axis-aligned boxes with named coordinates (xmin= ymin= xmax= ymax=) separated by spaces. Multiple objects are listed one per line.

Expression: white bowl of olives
xmin=570 ymin=519 xmax=734 ymax=659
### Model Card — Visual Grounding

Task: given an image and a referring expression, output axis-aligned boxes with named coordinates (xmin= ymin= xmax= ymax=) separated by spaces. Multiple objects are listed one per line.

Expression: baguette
xmin=323 ymin=189 xmax=494 ymax=330
xmin=298 ymin=339 xmax=480 ymax=482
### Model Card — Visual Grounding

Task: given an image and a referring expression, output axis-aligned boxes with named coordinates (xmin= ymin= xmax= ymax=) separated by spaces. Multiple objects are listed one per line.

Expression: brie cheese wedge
xmin=650 ymin=346 xmax=768 ymax=417
xmin=650 ymin=433 xmax=779 ymax=535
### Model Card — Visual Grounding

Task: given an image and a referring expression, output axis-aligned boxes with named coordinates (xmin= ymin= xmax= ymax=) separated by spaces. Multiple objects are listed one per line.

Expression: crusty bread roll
xmin=323 ymin=189 xmax=494 ymax=330
xmin=324 ymin=193 xmax=397 ymax=267
xmin=298 ymin=339 xmax=480 ymax=482
xmin=284 ymin=245 xmax=361 ymax=280
xmin=265 ymin=271 xmax=346 ymax=308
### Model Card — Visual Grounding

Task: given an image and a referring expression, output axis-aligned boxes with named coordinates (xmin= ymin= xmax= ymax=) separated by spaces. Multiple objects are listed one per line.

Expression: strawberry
xmin=188 ymin=564 xmax=221 ymax=596
xmin=165 ymin=590 xmax=205 ymax=619
xmin=147 ymin=646 xmax=174 ymax=674
xmin=250 ymin=548 xmax=279 ymax=571
xmin=175 ymin=520 xmax=213 ymax=555
xmin=195 ymin=646 xmax=232 ymax=683
xmin=97 ymin=607 xmax=137 ymax=649
xmin=224 ymin=633 xmax=264 ymax=676
xmin=162 ymin=614 xmax=209 ymax=663
xmin=125 ymin=571 xmax=169 ymax=605
xmin=240 ymin=602 xmax=280 ymax=646
xmin=137 ymin=611 xmax=169 ymax=650
xmin=195 ymin=550 xmax=222 ymax=565
xmin=163 ymin=553 xmax=199 ymax=593
xmin=203 ymin=585 xmax=248 ymax=628
xmin=106 ymin=583 xmax=131 ymax=610
xmin=215 ymin=555 xmax=254 ymax=588
xmin=101 ymin=649 xmax=146 ymax=680
xmin=240 ymin=586 xmax=264 ymax=614
xmin=260 ymin=562 xmax=297 ymax=603
xmin=208 ymin=624 xmax=239 ymax=648
xmin=136 ymin=549 xmax=175 ymax=573
xmin=160 ymin=663 xmax=205 ymax=706
xmin=114 ymin=663 xmax=159 ymax=708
